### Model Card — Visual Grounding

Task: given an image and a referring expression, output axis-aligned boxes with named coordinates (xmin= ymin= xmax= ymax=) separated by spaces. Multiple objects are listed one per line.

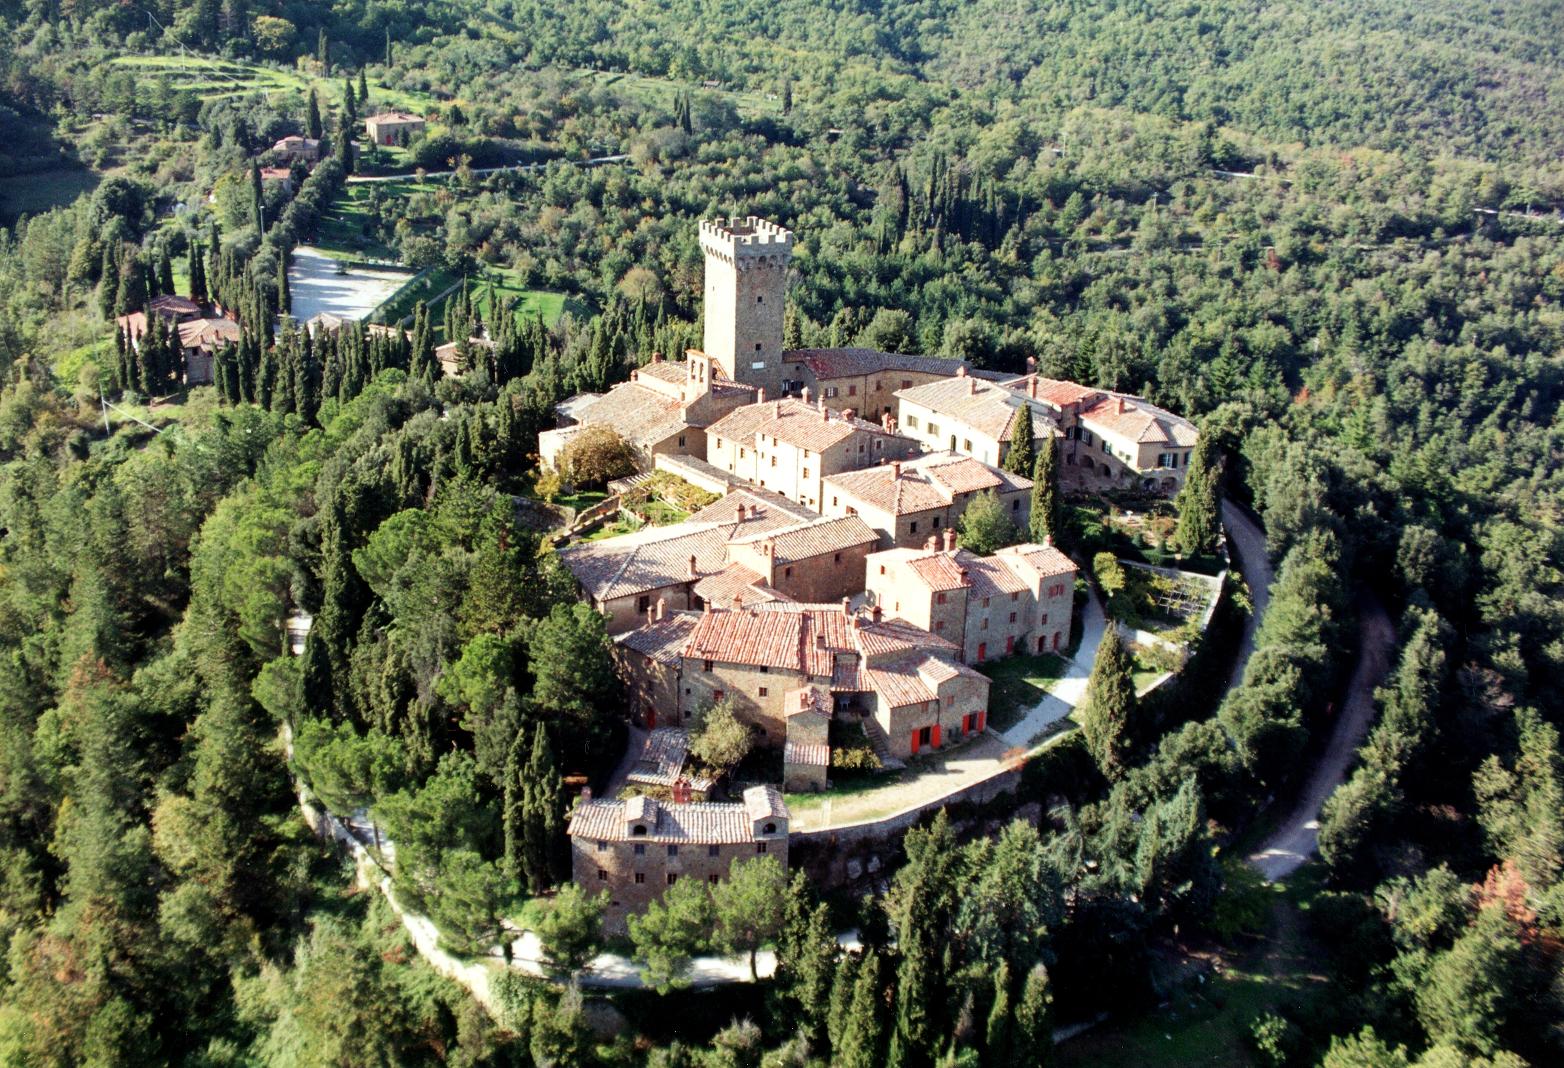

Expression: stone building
xmin=538 ymin=350 xmax=756 ymax=472
xmin=698 ymin=217 xmax=792 ymax=397
xmin=272 ymin=134 xmax=322 ymax=163
xmin=669 ymin=600 xmax=990 ymax=760
xmin=613 ymin=610 xmax=699 ymax=729
xmin=364 ymin=111 xmax=426 ymax=145
xmin=706 ymin=394 xmax=920 ymax=511
xmin=568 ymin=786 xmax=790 ymax=935
xmin=778 ymin=348 xmax=1001 ymax=421
xmin=893 ymin=366 xmax=1057 ymax=469
xmin=866 ymin=533 xmax=1078 ymax=663
xmin=821 ymin=452 xmax=1032 ymax=550
xmin=560 ymin=489 xmax=877 ymax=634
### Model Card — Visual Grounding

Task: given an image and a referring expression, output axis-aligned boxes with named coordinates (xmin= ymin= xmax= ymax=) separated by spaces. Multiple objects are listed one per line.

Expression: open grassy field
xmin=108 ymin=55 xmax=437 ymax=115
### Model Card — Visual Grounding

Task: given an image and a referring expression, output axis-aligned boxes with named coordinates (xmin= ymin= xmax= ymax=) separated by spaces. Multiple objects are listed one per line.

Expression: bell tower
xmin=699 ymin=216 xmax=792 ymax=395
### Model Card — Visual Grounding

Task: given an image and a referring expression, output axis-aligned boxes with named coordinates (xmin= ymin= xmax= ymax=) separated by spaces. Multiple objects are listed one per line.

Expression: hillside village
xmin=545 ymin=217 xmax=1199 ymax=930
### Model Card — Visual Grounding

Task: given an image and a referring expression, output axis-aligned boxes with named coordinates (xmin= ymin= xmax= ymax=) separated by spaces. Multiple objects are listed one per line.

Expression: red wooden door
xmin=910 ymin=730 xmax=920 ymax=755
xmin=931 ymin=724 xmax=941 ymax=748
xmin=977 ymin=642 xmax=986 ymax=662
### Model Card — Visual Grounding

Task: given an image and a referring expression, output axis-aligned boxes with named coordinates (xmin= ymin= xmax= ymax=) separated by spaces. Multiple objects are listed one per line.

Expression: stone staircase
xmin=858 ymin=714 xmax=906 ymax=772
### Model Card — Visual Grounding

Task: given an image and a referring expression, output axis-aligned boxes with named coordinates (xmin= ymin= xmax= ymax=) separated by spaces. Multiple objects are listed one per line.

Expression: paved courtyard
xmin=287 ymin=246 xmax=412 ymax=323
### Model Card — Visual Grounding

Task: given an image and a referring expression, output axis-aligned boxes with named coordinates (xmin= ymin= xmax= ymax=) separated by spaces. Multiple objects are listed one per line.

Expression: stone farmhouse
xmin=115 ymin=295 xmax=238 ymax=387
xmin=778 ymin=347 xmax=1003 ymax=421
xmin=568 ymin=786 xmax=789 ymax=935
xmin=821 ymin=451 xmax=1033 ymax=550
xmin=538 ymin=350 xmax=756 ymax=471
xmin=558 ymin=489 xmax=877 ymax=633
xmin=271 ymin=134 xmax=321 ymax=163
xmin=364 ymin=111 xmax=426 ymax=146
xmin=705 ymin=395 xmax=921 ymax=511
xmin=614 ymin=600 xmax=991 ymax=764
xmin=866 ymin=533 xmax=1078 ymax=663
xmin=897 ymin=364 xmax=1199 ymax=492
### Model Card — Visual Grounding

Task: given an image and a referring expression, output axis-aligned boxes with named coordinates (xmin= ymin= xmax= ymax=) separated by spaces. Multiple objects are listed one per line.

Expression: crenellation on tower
xmin=700 ymin=216 xmax=792 ymax=396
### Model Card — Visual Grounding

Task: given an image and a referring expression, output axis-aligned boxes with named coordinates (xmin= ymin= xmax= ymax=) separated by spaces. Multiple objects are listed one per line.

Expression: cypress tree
xmin=99 ymin=243 xmax=120 ymax=320
xmin=1012 ymin=965 xmax=1053 ymax=1066
xmin=826 ymin=954 xmax=860 ymax=1058
xmin=275 ymin=251 xmax=290 ymax=316
xmin=502 ymin=726 xmax=528 ymax=885
xmin=343 ymin=77 xmax=357 ymax=124
xmin=188 ymin=240 xmax=208 ymax=304
xmin=1030 ymin=436 xmax=1062 ymax=545
xmin=1173 ymin=433 xmax=1222 ymax=556
xmin=316 ymin=29 xmax=329 ymax=72
xmin=250 ymin=161 xmax=264 ymax=232
xmin=336 ymin=117 xmax=354 ymax=173
xmin=1003 ymin=402 xmax=1035 ymax=475
xmin=781 ymin=80 xmax=793 ymax=115
xmin=114 ymin=255 xmax=146 ymax=316
xmin=1080 ymin=623 xmax=1136 ymax=779
xmin=384 ymin=27 xmax=392 ymax=68
xmin=156 ymin=250 xmax=175 ymax=296
xmin=522 ymin=724 xmax=564 ymax=892
xmin=837 ymin=951 xmax=885 ymax=1068
xmin=306 ymin=87 xmax=323 ymax=140
xmin=984 ymin=961 xmax=1012 ymax=1062
xmin=358 ymin=68 xmax=369 ymax=108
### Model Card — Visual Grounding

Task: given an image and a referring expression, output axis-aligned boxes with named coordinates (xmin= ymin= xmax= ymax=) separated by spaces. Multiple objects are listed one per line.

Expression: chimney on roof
xmin=872 ymin=604 xmax=882 ymax=622
xmin=841 ymin=597 xmax=851 ymax=618
xmin=956 ymin=365 xmax=967 ymax=377
xmin=844 ymin=408 xmax=855 ymax=422
xmin=802 ymin=386 xmax=811 ymax=404
xmin=944 ymin=528 xmax=957 ymax=552
xmin=1026 ymin=355 xmax=1037 ymax=373
xmin=822 ymin=406 xmax=830 ymax=422
xmin=656 ymin=597 xmax=667 ymax=620
xmin=890 ymin=461 xmax=901 ymax=479
xmin=1029 ymin=378 xmax=1038 ymax=399
xmin=959 ymin=566 xmax=971 ymax=586
xmin=926 ymin=534 xmax=938 ymax=552
xmin=1118 ymin=397 xmax=1129 ymax=413
xmin=1042 ymin=535 xmax=1052 ymax=549
xmin=774 ymin=400 xmax=782 ymax=418
xmin=631 ymin=370 xmax=639 ymax=382
xmin=815 ymin=634 xmax=826 ymax=649
xmin=581 ymin=786 xmax=593 ymax=802
xmin=763 ymin=538 xmax=775 ymax=558
xmin=735 ymin=502 xmax=746 ymax=521
xmin=652 ymin=351 xmax=663 ymax=363
xmin=817 ymin=395 xmax=826 ymax=413
xmin=969 ymin=377 xmax=977 ymax=395
xmin=687 ymin=555 xmax=698 ymax=579
xmin=756 ymin=387 xmax=766 ymax=404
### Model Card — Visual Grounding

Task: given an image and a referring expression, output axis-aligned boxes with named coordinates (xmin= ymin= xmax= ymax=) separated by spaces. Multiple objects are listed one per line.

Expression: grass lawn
xmin=583 ymin=498 xmax=690 ymax=541
xmin=979 ymin=652 xmax=1068 ymax=732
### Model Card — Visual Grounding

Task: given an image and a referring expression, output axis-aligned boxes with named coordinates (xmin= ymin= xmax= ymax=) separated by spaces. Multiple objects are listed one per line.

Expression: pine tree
xmin=1030 ymin=436 xmax=1062 ymax=545
xmin=1003 ymin=403 xmax=1035 ymax=475
xmin=307 ymin=87 xmax=323 ymax=140
xmin=1081 ymin=623 xmax=1136 ymax=779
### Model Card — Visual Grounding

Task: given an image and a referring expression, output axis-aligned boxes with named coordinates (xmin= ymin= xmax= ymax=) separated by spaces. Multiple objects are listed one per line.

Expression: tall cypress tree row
xmin=1030 ymin=435 xmax=1061 ymax=545
xmin=188 ymin=240 xmax=208 ymax=305
xmin=1081 ymin=623 xmax=1136 ymax=779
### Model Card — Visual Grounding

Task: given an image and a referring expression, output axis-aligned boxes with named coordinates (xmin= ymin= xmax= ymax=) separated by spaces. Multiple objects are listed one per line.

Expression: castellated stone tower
xmin=699 ymin=216 xmax=792 ymax=395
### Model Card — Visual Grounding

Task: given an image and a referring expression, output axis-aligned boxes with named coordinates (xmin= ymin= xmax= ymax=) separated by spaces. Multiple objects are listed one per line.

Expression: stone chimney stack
xmin=656 ymin=597 xmax=667 ymax=620
xmin=1026 ymin=355 xmax=1037 ymax=374
xmin=687 ymin=555 xmax=698 ymax=579
xmin=756 ymin=387 xmax=766 ymax=404
xmin=890 ymin=461 xmax=901 ymax=479
xmin=580 ymin=786 xmax=593 ymax=802
xmin=1042 ymin=535 xmax=1052 ymax=549
xmin=872 ymin=604 xmax=883 ymax=622
xmin=822 ymin=406 xmax=830 ymax=422
xmin=652 ymin=351 xmax=663 ymax=363
xmin=944 ymin=528 xmax=957 ymax=552
xmin=841 ymin=597 xmax=851 ymax=618
xmin=844 ymin=408 xmax=856 ymax=422
xmin=926 ymin=534 xmax=938 ymax=551
xmin=959 ymin=566 xmax=971 ymax=586
xmin=1118 ymin=397 xmax=1129 ymax=413
xmin=956 ymin=365 xmax=967 ymax=377
xmin=969 ymin=376 xmax=977 ymax=395
xmin=802 ymin=386 xmax=811 ymax=405
xmin=817 ymin=395 xmax=826 ymax=413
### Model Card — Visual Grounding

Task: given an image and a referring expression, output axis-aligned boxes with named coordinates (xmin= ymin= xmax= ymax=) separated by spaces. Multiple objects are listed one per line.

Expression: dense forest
xmin=0 ymin=0 xmax=1561 ymax=1064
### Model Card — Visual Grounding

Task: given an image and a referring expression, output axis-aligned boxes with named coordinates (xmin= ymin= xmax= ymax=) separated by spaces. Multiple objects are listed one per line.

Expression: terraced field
xmin=107 ymin=55 xmax=436 ymax=114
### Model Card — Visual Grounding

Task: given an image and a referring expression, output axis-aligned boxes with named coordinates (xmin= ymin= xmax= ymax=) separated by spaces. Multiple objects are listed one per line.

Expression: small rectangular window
xmin=1009 ymin=612 xmax=1017 ymax=623
xmin=834 ymin=552 xmax=842 ymax=563
xmin=937 ymin=592 xmax=947 ymax=604
xmin=598 ymin=869 xmax=608 ymax=881
xmin=597 ymin=840 xmax=608 ymax=852
xmin=667 ymin=873 xmax=678 ymax=885
xmin=634 ymin=843 xmax=645 ymax=856
xmin=910 ymin=521 xmax=919 ymax=534
xmin=848 ymin=385 xmax=857 ymax=396
xmin=708 ymin=844 xmax=720 ymax=858
xmin=756 ymin=842 xmax=767 ymax=854
xmin=634 ymin=872 xmax=645 ymax=884
xmin=704 ymin=660 xmax=713 ymax=672
xmin=759 ymin=687 xmax=768 ymax=697
xmin=667 ymin=844 xmax=678 ymax=857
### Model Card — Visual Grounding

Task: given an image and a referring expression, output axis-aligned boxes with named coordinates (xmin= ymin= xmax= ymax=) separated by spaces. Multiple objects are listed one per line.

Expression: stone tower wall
xmin=700 ymin=217 xmax=792 ymax=396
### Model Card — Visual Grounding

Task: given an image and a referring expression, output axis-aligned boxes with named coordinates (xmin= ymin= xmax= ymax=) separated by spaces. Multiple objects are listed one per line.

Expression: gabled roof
xmin=726 ymin=514 xmax=878 ymax=565
xmin=177 ymin=317 xmax=240 ymax=351
xmin=568 ymin=797 xmax=759 ymax=844
xmin=863 ymin=651 xmax=988 ymax=709
xmin=823 ymin=453 xmax=1031 ymax=517
xmin=781 ymin=348 xmax=969 ymax=380
xmin=708 ymin=397 xmax=898 ymax=452
xmin=692 ymin=564 xmax=784 ymax=609
xmin=895 ymin=374 xmax=1057 ymax=442
xmin=682 ymin=602 xmax=956 ymax=676
xmin=995 ymin=542 xmax=1078 ymax=581
xmin=1003 ymin=374 xmax=1104 ymax=409
xmin=615 ymin=613 xmax=700 ymax=664
xmin=569 ymin=380 xmax=690 ymax=449
xmin=365 ymin=111 xmax=424 ymax=124
xmin=1079 ymin=395 xmax=1198 ymax=447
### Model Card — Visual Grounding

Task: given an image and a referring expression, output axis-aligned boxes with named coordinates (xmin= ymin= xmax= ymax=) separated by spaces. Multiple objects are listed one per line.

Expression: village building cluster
xmin=565 ymin=217 xmax=1198 ymax=922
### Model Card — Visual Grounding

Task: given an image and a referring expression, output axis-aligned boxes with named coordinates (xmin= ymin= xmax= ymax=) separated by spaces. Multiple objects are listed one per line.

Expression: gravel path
xmin=1220 ymin=500 xmax=1273 ymax=692
xmin=1247 ymin=592 xmax=1396 ymax=881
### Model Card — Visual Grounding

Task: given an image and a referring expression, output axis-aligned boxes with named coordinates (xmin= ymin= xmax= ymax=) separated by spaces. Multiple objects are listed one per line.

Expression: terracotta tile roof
xmin=1004 ymin=375 xmax=1104 ymax=409
xmin=743 ymin=785 xmax=788 ymax=822
xmin=1079 ymin=395 xmax=1198 ymax=447
xmin=961 ymin=554 xmax=1031 ymax=599
xmin=782 ymin=348 xmax=970 ymax=380
xmin=561 ymin=493 xmax=806 ymax=602
xmin=571 ymin=381 xmax=689 ymax=449
xmin=823 ymin=454 xmax=1030 ymax=517
xmin=996 ymin=542 xmax=1078 ymax=581
xmin=616 ymin=614 xmax=700 ymax=664
xmin=686 ymin=608 xmax=816 ymax=672
xmin=709 ymin=398 xmax=900 ymax=453
xmin=784 ymin=741 xmax=830 ymax=767
xmin=907 ymin=552 xmax=972 ymax=592
xmin=625 ymin=727 xmax=711 ymax=790
xmin=688 ymin=488 xmax=818 ymax=525
xmin=569 ymin=797 xmax=759 ymax=844
xmin=895 ymin=375 xmax=1049 ymax=441
xmin=365 ymin=111 xmax=424 ymax=124
xmin=853 ymin=617 xmax=959 ymax=662
xmin=177 ymin=317 xmax=240 ymax=351
xmin=149 ymin=294 xmax=201 ymax=318
xmin=863 ymin=652 xmax=988 ymax=709
xmin=784 ymin=686 xmax=832 ymax=718
xmin=726 ymin=515 xmax=877 ymax=566
xmin=692 ymin=563 xmax=784 ymax=609
xmin=682 ymin=600 xmax=954 ymax=679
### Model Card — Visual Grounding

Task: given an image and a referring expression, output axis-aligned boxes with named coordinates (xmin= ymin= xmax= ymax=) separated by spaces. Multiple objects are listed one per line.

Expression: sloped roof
xmin=823 ymin=453 xmax=1031 ymax=517
xmin=782 ymin=348 xmax=967 ymax=380
xmin=570 ymin=380 xmax=690 ymax=449
xmin=996 ymin=542 xmax=1078 ymax=581
xmin=864 ymin=651 xmax=988 ymax=710
xmin=568 ymin=798 xmax=757 ymax=844
xmin=1079 ymin=395 xmax=1198 ymax=447
xmin=177 ymin=317 xmax=240 ymax=351
xmin=726 ymin=514 xmax=878 ymax=565
xmin=615 ymin=613 xmax=700 ymax=664
xmin=692 ymin=563 xmax=785 ymax=609
xmin=895 ymin=374 xmax=1058 ymax=442
xmin=709 ymin=397 xmax=900 ymax=453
